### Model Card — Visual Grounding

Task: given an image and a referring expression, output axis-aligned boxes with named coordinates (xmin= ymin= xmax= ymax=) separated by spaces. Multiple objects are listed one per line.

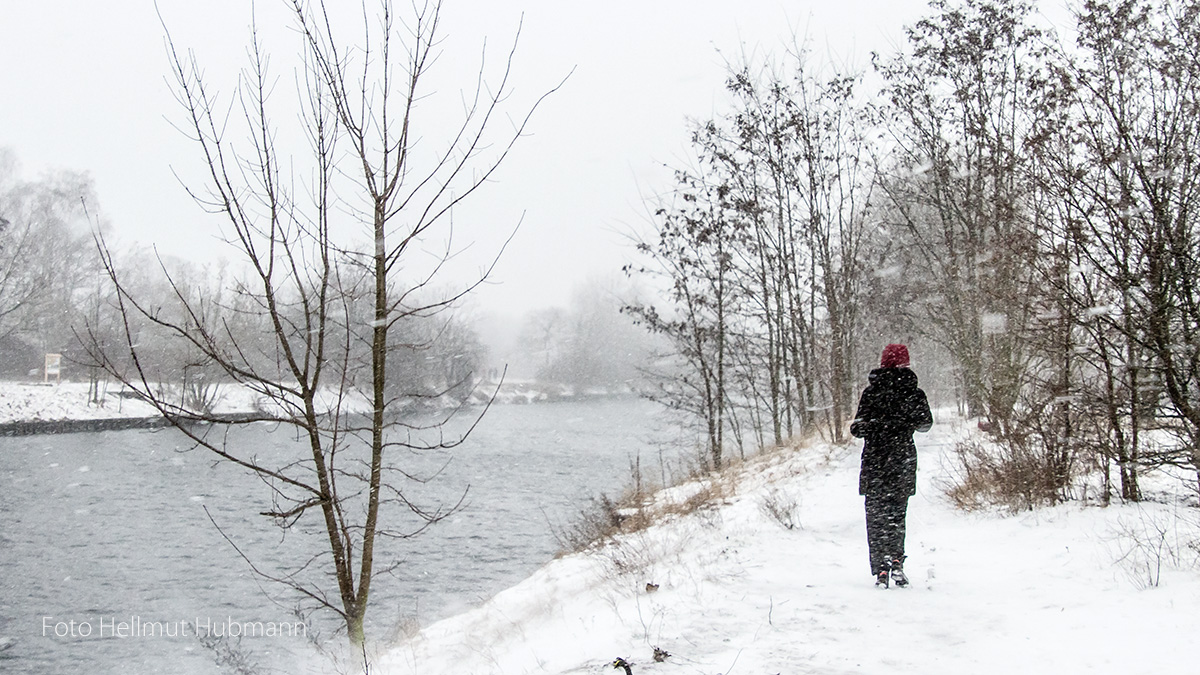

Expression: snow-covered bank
xmin=0 ymin=381 xmax=161 ymax=423
xmin=380 ymin=417 xmax=1200 ymax=675
xmin=0 ymin=379 xmax=636 ymax=427
xmin=0 ymin=379 xmax=276 ymax=426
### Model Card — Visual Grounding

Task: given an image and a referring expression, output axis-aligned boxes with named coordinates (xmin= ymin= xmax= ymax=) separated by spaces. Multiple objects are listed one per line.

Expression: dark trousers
xmin=864 ymin=492 xmax=909 ymax=575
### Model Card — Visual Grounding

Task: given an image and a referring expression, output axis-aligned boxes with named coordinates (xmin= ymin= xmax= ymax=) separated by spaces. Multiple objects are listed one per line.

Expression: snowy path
xmin=380 ymin=419 xmax=1199 ymax=675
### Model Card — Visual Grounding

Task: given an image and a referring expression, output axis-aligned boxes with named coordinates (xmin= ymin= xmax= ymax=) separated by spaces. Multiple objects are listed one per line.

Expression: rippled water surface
xmin=0 ymin=398 xmax=663 ymax=674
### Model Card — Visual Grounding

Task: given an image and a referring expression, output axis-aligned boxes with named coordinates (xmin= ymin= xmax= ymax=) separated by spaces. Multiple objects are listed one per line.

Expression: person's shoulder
xmin=864 ymin=369 xmax=888 ymax=393
xmin=871 ymin=367 xmax=919 ymax=388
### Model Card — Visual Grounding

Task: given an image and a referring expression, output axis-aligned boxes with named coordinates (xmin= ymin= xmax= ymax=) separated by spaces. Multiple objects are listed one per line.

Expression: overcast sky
xmin=0 ymin=0 xmax=1069 ymax=317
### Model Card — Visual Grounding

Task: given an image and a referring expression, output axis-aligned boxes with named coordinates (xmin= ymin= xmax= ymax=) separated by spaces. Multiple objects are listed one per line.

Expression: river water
xmin=0 ymin=398 xmax=667 ymax=674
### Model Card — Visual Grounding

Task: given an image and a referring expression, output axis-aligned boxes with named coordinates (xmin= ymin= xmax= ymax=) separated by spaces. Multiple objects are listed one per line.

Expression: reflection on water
xmin=0 ymin=398 xmax=664 ymax=674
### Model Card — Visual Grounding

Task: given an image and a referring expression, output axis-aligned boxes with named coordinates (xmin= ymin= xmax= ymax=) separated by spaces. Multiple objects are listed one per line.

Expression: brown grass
xmin=554 ymin=433 xmax=831 ymax=557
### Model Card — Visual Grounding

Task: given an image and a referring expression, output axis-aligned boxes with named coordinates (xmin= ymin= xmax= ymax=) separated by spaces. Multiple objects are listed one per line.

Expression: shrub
xmin=946 ymin=428 xmax=1073 ymax=513
xmin=1110 ymin=506 xmax=1200 ymax=589
xmin=759 ymin=488 xmax=801 ymax=530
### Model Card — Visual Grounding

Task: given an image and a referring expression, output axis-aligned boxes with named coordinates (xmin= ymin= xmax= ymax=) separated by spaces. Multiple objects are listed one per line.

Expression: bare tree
xmin=625 ymin=44 xmax=881 ymax=461
xmin=83 ymin=0 xmax=560 ymax=650
xmin=777 ymin=50 xmax=876 ymax=443
xmin=0 ymin=150 xmax=98 ymax=359
xmin=625 ymin=165 xmax=740 ymax=469
xmin=874 ymin=0 xmax=1054 ymax=425
xmin=1046 ymin=0 xmax=1200 ymax=493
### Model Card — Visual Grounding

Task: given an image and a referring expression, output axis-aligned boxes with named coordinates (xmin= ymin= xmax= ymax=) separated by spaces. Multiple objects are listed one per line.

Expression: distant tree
xmin=518 ymin=306 xmax=569 ymax=373
xmin=535 ymin=277 xmax=656 ymax=390
xmin=82 ymin=0 xmax=559 ymax=654
xmin=0 ymin=149 xmax=98 ymax=369
xmin=386 ymin=305 xmax=487 ymax=406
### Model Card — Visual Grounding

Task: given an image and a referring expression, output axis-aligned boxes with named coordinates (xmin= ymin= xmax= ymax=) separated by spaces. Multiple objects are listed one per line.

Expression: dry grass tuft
xmin=555 ymin=446 xmax=757 ymax=556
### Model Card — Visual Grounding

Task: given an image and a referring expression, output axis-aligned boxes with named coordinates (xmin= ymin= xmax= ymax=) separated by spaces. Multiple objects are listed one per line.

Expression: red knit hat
xmin=881 ymin=343 xmax=910 ymax=368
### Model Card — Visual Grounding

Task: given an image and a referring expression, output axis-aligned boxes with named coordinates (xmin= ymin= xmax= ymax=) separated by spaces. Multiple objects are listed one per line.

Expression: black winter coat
xmin=850 ymin=367 xmax=933 ymax=496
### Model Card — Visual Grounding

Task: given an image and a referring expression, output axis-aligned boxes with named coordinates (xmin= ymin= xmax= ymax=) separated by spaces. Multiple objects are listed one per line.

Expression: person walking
xmin=850 ymin=343 xmax=933 ymax=588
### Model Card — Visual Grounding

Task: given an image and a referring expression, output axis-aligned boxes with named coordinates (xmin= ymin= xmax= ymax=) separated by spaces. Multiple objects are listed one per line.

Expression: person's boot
xmin=875 ymin=569 xmax=889 ymax=588
xmin=890 ymin=558 xmax=909 ymax=588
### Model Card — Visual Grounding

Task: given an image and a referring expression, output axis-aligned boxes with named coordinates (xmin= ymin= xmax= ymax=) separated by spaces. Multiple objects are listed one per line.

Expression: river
xmin=0 ymin=397 xmax=669 ymax=674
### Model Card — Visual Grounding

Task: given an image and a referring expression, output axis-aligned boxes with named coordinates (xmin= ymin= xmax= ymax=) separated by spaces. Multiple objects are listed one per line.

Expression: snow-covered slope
xmin=0 ymin=381 xmax=160 ymax=422
xmin=380 ymin=417 xmax=1200 ymax=675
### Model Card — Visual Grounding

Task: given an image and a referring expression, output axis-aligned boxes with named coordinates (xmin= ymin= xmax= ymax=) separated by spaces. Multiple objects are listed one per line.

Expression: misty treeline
xmin=0 ymin=158 xmax=652 ymax=405
xmin=498 ymin=278 xmax=659 ymax=390
xmin=626 ymin=0 xmax=1200 ymax=506
xmin=0 ymin=156 xmax=483 ymax=412
xmin=0 ymin=146 xmax=651 ymax=403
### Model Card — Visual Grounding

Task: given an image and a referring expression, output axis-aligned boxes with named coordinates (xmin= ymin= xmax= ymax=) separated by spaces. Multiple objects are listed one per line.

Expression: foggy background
xmin=0 ymin=0 xmax=954 ymax=375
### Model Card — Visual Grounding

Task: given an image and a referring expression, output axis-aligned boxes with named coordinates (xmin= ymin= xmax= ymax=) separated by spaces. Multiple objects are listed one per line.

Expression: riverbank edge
xmin=0 ymin=412 xmax=267 ymax=437
xmin=0 ymin=389 xmax=642 ymax=436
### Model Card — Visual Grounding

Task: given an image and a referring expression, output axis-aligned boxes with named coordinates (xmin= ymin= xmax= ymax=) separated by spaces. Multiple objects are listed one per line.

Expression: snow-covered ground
xmin=380 ymin=416 xmax=1200 ymax=675
xmin=0 ymin=380 xmax=273 ymax=424
xmin=6 ymin=382 xmax=1194 ymax=673
xmin=0 ymin=381 xmax=160 ymax=423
